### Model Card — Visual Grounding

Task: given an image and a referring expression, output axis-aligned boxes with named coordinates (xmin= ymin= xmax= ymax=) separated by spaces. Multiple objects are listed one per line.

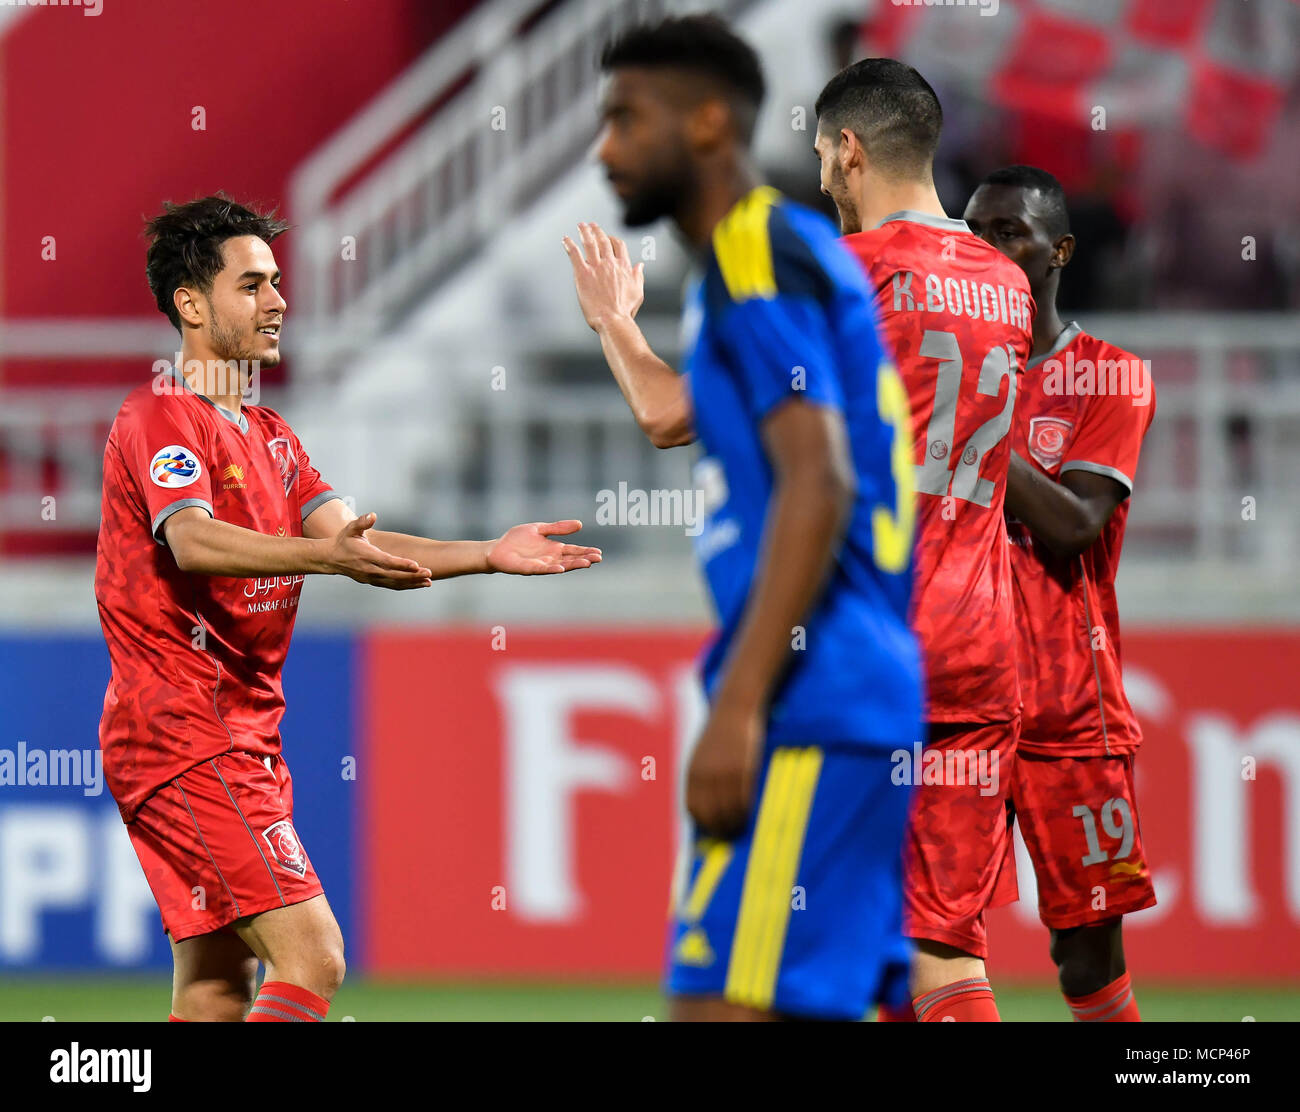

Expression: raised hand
xmin=326 ymin=513 xmax=433 ymax=590
xmin=562 ymin=222 xmax=645 ymax=331
xmin=486 ymin=519 xmax=603 ymax=575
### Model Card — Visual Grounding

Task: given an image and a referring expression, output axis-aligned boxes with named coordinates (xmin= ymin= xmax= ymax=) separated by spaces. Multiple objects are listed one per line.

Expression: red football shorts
xmin=1012 ymin=751 xmax=1156 ymax=929
xmin=126 ymin=752 xmax=323 ymax=942
xmin=902 ymin=719 xmax=1019 ymax=960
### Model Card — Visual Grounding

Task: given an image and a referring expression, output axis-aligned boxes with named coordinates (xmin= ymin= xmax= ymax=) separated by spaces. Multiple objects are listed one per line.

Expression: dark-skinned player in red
xmin=963 ymin=165 xmax=1156 ymax=1022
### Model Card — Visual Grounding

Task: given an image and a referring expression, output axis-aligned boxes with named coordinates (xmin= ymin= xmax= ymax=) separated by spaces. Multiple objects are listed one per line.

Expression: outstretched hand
xmin=486 ymin=519 xmax=602 ymax=575
xmin=562 ymin=222 xmax=644 ymax=331
xmin=327 ymin=513 xmax=433 ymax=590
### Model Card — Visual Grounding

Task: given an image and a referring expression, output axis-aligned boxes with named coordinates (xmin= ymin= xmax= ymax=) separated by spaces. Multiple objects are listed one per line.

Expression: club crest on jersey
xmin=267 ymin=437 xmax=298 ymax=495
xmin=262 ymin=819 xmax=307 ymax=877
xmin=149 ymin=445 xmax=202 ymax=488
xmin=1028 ymin=417 xmax=1073 ymax=470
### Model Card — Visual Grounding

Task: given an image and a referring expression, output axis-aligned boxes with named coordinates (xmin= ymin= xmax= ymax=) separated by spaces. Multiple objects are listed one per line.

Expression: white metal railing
xmin=0 ymin=386 xmax=288 ymax=535
xmin=287 ymin=0 xmax=750 ymax=381
xmin=0 ymin=389 xmax=126 ymax=534
xmin=419 ymin=384 xmax=697 ymax=556
xmin=0 ymin=319 xmax=174 ymax=359
xmin=3 ymin=317 xmax=1296 ymax=570
xmin=410 ymin=312 xmax=1300 ymax=570
xmin=1072 ymin=313 xmax=1300 ymax=568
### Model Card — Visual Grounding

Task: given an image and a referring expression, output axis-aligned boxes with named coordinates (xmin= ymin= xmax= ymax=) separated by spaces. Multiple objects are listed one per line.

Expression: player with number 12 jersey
xmin=842 ymin=211 xmax=1033 ymax=983
xmin=842 ymin=215 xmax=1033 ymax=722
xmin=816 ymin=59 xmax=1033 ymax=1020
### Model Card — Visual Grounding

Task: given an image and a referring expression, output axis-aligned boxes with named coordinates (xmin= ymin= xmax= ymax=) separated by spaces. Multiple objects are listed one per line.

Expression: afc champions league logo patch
xmin=267 ymin=436 xmax=298 ymax=496
xmin=262 ymin=819 xmax=308 ymax=877
xmin=1028 ymin=416 xmax=1074 ymax=471
xmin=149 ymin=445 xmax=202 ymax=488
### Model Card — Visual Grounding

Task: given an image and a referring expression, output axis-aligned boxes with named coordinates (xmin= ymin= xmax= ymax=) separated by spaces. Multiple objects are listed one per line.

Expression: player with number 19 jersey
xmin=841 ymin=212 xmax=1034 ymax=961
xmin=1007 ymin=323 xmax=1158 ymax=929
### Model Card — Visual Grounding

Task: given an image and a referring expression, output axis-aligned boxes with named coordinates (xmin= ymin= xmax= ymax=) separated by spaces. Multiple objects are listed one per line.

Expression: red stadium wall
xmin=0 ymin=0 xmax=479 ymax=555
xmin=0 ymin=0 xmax=476 ymax=365
xmin=363 ymin=628 xmax=1300 ymax=983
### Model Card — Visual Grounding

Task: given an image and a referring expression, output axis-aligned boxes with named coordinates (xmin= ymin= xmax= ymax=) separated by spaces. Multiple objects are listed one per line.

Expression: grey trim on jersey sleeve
xmin=1059 ymin=460 xmax=1133 ymax=493
xmin=301 ymin=491 xmax=343 ymax=523
xmin=152 ymin=498 xmax=214 ymax=545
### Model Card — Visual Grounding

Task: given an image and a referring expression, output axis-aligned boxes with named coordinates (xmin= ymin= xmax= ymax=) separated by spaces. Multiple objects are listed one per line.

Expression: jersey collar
xmin=164 ymin=365 xmax=250 ymax=433
xmin=1027 ymin=321 xmax=1084 ymax=370
xmin=874 ymin=209 xmax=971 ymax=234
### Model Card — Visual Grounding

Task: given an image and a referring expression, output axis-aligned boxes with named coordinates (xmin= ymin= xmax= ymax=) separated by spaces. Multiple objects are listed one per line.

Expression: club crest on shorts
xmin=262 ymin=819 xmax=307 ymax=876
xmin=1028 ymin=416 xmax=1073 ymax=470
xmin=267 ymin=436 xmax=298 ymax=495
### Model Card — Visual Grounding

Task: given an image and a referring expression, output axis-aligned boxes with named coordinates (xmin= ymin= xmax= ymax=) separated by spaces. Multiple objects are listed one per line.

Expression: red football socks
xmin=167 ymin=1014 xmax=187 ymax=1022
xmin=245 ymin=980 xmax=331 ymax=1022
xmin=914 ymin=977 xmax=1001 ymax=1021
xmin=1066 ymin=971 xmax=1141 ymax=1022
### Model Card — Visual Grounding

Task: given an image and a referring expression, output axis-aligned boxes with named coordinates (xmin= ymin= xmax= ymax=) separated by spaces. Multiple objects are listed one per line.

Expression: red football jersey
xmin=842 ymin=213 xmax=1034 ymax=723
xmin=1007 ymin=323 xmax=1155 ymax=755
xmin=95 ymin=367 xmax=338 ymax=821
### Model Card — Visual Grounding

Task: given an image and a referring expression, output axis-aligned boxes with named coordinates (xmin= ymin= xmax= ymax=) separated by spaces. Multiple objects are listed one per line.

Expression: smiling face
xmin=189 ymin=235 xmax=286 ymax=366
xmin=962 ymin=183 xmax=1072 ymax=301
xmin=594 ymin=68 xmax=699 ymax=227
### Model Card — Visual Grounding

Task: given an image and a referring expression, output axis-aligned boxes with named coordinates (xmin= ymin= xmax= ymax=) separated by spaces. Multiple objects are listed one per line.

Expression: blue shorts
xmin=665 ymin=744 xmax=913 ymax=1020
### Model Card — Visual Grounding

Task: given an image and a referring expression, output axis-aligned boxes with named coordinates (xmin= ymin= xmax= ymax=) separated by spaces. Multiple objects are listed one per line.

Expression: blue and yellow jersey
xmin=683 ymin=185 xmax=922 ymax=750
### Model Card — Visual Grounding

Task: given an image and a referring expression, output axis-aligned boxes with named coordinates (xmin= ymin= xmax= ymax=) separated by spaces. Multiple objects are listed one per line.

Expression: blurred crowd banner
xmin=874 ymin=0 xmax=1298 ymax=159
xmin=1 ymin=629 xmax=1297 ymax=980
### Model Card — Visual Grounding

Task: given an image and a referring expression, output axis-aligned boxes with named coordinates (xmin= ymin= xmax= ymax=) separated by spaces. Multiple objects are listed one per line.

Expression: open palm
xmin=486 ymin=520 xmax=602 ymax=575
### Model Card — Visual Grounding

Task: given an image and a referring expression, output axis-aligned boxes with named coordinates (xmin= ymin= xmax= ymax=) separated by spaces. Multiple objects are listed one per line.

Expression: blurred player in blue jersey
xmin=563 ymin=15 xmax=923 ymax=1021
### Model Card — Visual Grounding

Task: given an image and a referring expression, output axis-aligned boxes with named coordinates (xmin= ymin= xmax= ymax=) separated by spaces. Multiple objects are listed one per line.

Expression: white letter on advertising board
xmin=495 ymin=667 xmax=656 ymax=921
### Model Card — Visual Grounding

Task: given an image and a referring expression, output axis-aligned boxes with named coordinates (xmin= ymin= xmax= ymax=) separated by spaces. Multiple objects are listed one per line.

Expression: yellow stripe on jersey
xmin=724 ymin=747 xmax=823 ymax=1011
xmin=712 ymin=185 xmax=781 ymax=303
xmin=872 ymin=360 xmax=917 ymax=574
xmin=681 ymin=839 xmax=734 ymax=922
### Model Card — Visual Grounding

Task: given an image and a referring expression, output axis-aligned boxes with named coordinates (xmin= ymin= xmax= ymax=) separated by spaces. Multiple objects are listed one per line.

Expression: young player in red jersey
xmin=97 ymin=195 xmax=601 ymax=1022
xmin=963 ymin=166 xmax=1156 ymax=1022
xmin=813 ymin=60 xmax=1035 ymax=1021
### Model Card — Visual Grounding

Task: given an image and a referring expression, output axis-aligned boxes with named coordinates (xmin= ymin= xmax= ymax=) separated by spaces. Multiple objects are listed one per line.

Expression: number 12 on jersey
xmin=915 ymin=329 xmax=1018 ymax=509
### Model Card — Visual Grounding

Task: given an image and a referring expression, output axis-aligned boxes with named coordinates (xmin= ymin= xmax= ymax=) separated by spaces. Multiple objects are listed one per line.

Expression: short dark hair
xmin=814 ymin=58 xmax=943 ymax=178
xmin=599 ymin=15 xmax=766 ymax=143
xmin=145 ymin=194 xmax=289 ymax=332
xmin=981 ymin=165 xmax=1071 ymax=240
